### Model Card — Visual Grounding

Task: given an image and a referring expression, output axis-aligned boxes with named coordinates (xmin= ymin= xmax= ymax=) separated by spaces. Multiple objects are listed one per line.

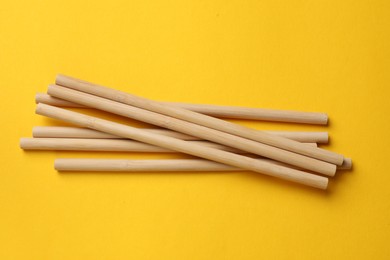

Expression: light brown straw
xmin=54 ymin=158 xmax=352 ymax=172
xmin=36 ymin=92 xmax=328 ymax=124
xmin=46 ymin=85 xmax=336 ymax=176
xmin=20 ymin=137 xmax=317 ymax=152
xmin=54 ymin=75 xmax=343 ymax=165
xmin=36 ymin=103 xmax=328 ymax=189
xmin=32 ymin=126 xmax=329 ymax=143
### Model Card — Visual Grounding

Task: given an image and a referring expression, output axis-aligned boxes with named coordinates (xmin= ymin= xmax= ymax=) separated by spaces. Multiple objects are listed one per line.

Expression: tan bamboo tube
xmin=36 ymin=103 xmax=328 ymax=189
xmin=47 ymin=85 xmax=336 ymax=176
xmin=55 ymin=75 xmax=343 ymax=165
xmin=36 ymin=92 xmax=328 ymax=124
xmin=19 ymin=137 xmax=317 ymax=152
xmin=32 ymin=126 xmax=329 ymax=143
xmin=54 ymin=158 xmax=352 ymax=172
xmin=35 ymin=93 xmax=85 ymax=107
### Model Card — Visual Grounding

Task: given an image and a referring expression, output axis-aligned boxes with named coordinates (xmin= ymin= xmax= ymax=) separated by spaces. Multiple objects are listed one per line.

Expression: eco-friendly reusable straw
xmin=54 ymin=75 xmax=343 ymax=165
xmin=36 ymin=103 xmax=328 ymax=189
xmin=47 ymin=84 xmax=336 ymax=176
xmin=36 ymin=92 xmax=328 ymax=124
xmin=32 ymin=126 xmax=329 ymax=143
xmin=54 ymin=158 xmax=352 ymax=172
xmin=20 ymin=137 xmax=317 ymax=152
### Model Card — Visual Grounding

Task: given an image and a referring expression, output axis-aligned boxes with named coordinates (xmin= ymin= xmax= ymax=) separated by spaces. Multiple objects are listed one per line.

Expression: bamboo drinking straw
xmin=36 ymin=103 xmax=328 ymax=189
xmin=36 ymin=93 xmax=85 ymax=108
xmin=54 ymin=158 xmax=352 ymax=172
xmin=166 ymin=102 xmax=328 ymax=124
xmin=47 ymin=85 xmax=336 ymax=176
xmin=55 ymin=75 xmax=343 ymax=165
xmin=36 ymin=92 xmax=328 ymax=124
xmin=19 ymin=137 xmax=317 ymax=152
xmin=32 ymin=126 xmax=329 ymax=143
xmin=54 ymin=159 xmax=248 ymax=172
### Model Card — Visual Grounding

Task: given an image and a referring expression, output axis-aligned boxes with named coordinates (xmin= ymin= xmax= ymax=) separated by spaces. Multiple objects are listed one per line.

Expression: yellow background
xmin=1 ymin=0 xmax=389 ymax=259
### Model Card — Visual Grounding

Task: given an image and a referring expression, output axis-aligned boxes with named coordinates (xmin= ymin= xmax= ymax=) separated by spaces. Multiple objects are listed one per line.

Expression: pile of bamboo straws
xmin=20 ymin=75 xmax=351 ymax=190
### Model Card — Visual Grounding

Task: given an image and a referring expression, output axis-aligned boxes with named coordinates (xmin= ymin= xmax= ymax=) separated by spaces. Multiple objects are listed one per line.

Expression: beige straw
xmin=54 ymin=158 xmax=352 ymax=172
xmin=20 ymin=137 xmax=317 ymax=152
xmin=36 ymin=92 xmax=328 ymax=124
xmin=54 ymin=75 xmax=343 ymax=165
xmin=36 ymin=103 xmax=328 ymax=189
xmin=46 ymin=85 xmax=336 ymax=176
xmin=32 ymin=126 xmax=329 ymax=143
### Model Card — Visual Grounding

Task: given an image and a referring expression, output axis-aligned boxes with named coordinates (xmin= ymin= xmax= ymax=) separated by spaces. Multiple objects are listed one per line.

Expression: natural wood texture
xmin=54 ymin=158 xmax=351 ymax=172
xmin=36 ymin=92 xmax=328 ymax=124
xmin=35 ymin=93 xmax=85 ymax=107
xmin=166 ymin=102 xmax=328 ymax=124
xmin=55 ymin=75 xmax=343 ymax=165
xmin=47 ymin=85 xmax=336 ymax=176
xmin=36 ymin=103 xmax=328 ymax=189
xmin=19 ymin=137 xmax=317 ymax=152
xmin=32 ymin=126 xmax=329 ymax=143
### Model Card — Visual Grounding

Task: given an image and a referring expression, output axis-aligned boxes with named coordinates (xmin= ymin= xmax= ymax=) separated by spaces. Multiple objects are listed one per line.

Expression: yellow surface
xmin=1 ymin=0 xmax=389 ymax=259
